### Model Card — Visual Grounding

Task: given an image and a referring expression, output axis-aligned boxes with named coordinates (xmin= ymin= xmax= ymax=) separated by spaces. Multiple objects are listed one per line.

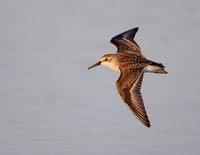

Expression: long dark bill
xmin=88 ymin=61 xmax=101 ymax=70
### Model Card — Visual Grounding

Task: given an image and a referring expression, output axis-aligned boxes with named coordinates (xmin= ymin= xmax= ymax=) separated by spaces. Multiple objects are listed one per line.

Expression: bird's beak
xmin=88 ymin=61 xmax=101 ymax=70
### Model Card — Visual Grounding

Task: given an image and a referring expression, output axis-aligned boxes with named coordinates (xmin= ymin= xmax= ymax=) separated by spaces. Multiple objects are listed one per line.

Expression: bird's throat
xmin=103 ymin=62 xmax=120 ymax=72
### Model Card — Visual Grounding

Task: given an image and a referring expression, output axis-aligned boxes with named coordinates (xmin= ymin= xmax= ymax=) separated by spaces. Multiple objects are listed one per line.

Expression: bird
xmin=88 ymin=27 xmax=168 ymax=128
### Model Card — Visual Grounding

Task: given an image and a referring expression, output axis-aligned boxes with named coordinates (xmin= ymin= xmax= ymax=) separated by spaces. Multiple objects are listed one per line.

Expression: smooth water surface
xmin=0 ymin=0 xmax=200 ymax=154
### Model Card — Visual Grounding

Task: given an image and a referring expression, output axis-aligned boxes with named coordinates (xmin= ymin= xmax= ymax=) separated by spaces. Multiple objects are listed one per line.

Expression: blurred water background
xmin=0 ymin=0 xmax=200 ymax=154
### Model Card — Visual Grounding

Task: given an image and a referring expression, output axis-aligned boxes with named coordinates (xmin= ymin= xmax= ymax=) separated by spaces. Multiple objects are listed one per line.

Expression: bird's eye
xmin=105 ymin=58 xmax=108 ymax=61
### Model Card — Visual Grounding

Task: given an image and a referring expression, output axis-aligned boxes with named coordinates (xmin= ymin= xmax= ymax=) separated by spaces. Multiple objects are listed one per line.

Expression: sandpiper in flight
xmin=88 ymin=27 xmax=168 ymax=128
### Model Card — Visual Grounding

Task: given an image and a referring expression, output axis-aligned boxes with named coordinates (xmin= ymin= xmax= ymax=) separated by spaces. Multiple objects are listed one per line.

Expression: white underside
xmin=143 ymin=65 xmax=161 ymax=73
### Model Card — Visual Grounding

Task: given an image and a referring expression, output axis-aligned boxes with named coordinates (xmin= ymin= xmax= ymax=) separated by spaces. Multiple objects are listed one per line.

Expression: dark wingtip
xmin=146 ymin=124 xmax=151 ymax=128
xmin=110 ymin=27 xmax=139 ymax=44
xmin=142 ymin=120 xmax=151 ymax=128
xmin=135 ymin=27 xmax=139 ymax=31
xmin=122 ymin=27 xmax=139 ymax=40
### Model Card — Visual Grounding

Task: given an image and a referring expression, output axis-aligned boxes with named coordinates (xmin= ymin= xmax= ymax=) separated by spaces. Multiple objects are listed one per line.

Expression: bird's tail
xmin=146 ymin=60 xmax=168 ymax=74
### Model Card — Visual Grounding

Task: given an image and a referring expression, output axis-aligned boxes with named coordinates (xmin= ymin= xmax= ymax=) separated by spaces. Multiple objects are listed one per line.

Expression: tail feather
xmin=148 ymin=60 xmax=165 ymax=69
xmin=146 ymin=60 xmax=168 ymax=74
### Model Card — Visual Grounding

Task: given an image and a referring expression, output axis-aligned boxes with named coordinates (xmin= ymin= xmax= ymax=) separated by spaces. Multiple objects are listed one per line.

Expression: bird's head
xmin=88 ymin=54 xmax=113 ymax=70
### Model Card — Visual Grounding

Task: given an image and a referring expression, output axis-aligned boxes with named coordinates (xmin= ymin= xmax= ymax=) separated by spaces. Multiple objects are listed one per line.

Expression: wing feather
xmin=116 ymin=67 xmax=151 ymax=128
xmin=110 ymin=27 xmax=145 ymax=57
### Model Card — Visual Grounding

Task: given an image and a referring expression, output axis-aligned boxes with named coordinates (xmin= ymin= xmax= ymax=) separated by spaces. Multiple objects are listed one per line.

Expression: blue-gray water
xmin=0 ymin=0 xmax=200 ymax=154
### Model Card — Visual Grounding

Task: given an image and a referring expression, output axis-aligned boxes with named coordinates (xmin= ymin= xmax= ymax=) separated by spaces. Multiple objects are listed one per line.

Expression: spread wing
xmin=110 ymin=27 xmax=144 ymax=57
xmin=116 ymin=67 xmax=151 ymax=128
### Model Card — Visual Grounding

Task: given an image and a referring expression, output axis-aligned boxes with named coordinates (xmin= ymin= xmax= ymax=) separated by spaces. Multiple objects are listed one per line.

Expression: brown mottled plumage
xmin=88 ymin=27 xmax=168 ymax=128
